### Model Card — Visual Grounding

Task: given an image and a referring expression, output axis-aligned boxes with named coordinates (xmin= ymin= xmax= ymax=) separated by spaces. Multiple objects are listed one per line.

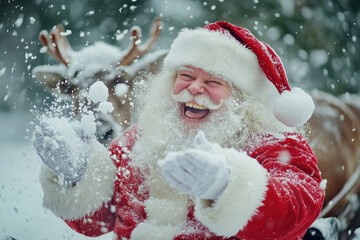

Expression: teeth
xmin=185 ymin=103 xmax=206 ymax=110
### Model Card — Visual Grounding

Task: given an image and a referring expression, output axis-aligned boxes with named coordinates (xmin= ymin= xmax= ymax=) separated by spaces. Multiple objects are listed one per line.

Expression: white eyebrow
xmin=211 ymin=72 xmax=226 ymax=80
xmin=177 ymin=66 xmax=194 ymax=72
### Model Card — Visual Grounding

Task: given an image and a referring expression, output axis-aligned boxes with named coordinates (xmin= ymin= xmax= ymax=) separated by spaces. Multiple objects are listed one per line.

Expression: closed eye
xmin=179 ymin=73 xmax=194 ymax=81
xmin=206 ymin=80 xmax=223 ymax=86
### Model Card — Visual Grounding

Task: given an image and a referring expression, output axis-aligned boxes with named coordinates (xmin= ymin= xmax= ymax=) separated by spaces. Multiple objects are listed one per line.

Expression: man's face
xmin=172 ymin=66 xmax=232 ymax=122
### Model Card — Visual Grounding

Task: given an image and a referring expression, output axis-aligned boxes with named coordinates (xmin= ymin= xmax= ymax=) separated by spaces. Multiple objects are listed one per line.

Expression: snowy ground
xmin=0 ymin=111 xmax=112 ymax=240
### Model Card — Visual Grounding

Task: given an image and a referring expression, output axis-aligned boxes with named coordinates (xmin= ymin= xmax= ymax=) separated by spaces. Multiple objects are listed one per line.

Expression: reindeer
xmin=32 ymin=18 xmax=167 ymax=144
xmin=308 ymin=91 xmax=360 ymax=233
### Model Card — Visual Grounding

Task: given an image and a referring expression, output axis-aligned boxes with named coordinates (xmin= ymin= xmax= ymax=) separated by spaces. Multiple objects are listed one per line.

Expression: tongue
xmin=185 ymin=108 xmax=209 ymax=119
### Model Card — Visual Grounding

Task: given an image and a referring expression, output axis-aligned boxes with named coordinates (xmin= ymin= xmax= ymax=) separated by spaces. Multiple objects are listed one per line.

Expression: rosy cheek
xmin=206 ymin=90 xmax=222 ymax=105
xmin=207 ymin=88 xmax=230 ymax=105
xmin=173 ymin=79 xmax=189 ymax=95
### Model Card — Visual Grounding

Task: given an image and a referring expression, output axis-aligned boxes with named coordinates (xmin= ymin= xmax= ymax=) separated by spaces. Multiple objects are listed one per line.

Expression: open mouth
xmin=183 ymin=103 xmax=210 ymax=120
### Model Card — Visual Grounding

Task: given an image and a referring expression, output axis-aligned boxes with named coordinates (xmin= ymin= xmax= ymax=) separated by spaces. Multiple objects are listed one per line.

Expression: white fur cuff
xmin=194 ymin=148 xmax=268 ymax=237
xmin=39 ymin=140 xmax=116 ymax=220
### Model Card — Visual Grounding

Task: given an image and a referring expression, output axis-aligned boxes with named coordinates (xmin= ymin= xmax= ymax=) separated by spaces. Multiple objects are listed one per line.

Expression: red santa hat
xmin=163 ymin=21 xmax=314 ymax=128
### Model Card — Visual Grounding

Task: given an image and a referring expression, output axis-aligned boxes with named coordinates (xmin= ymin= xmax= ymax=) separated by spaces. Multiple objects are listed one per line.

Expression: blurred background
xmin=0 ymin=0 xmax=359 ymax=239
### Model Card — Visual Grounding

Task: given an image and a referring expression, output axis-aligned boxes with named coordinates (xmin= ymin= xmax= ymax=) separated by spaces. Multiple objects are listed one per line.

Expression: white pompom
xmin=273 ymin=87 xmax=315 ymax=127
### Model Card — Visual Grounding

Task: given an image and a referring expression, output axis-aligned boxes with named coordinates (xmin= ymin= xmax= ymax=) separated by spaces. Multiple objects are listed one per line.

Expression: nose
xmin=188 ymin=79 xmax=205 ymax=95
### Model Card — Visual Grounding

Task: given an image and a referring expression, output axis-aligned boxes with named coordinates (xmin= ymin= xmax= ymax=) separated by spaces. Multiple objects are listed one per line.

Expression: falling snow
xmin=0 ymin=67 xmax=6 ymax=76
xmin=1 ymin=0 xmax=360 ymax=239
xmin=88 ymin=81 xmax=109 ymax=103
xmin=114 ymin=83 xmax=129 ymax=97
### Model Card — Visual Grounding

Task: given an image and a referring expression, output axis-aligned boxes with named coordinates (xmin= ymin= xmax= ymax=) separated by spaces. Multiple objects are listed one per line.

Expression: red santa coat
xmin=54 ymin=125 xmax=325 ymax=240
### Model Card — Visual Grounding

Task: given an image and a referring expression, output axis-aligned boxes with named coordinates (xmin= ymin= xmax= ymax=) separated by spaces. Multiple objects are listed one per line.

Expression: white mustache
xmin=171 ymin=90 xmax=223 ymax=110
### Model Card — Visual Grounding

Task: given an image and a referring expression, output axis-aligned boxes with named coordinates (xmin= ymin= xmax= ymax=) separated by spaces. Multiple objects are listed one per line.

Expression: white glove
xmin=32 ymin=117 xmax=91 ymax=185
xmin=158 ymin=131 xmax=230 ymax=200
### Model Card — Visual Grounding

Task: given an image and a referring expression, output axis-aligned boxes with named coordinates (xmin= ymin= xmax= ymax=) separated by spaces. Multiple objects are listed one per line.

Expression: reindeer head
xmin=33 ymin=18 xmax=167 ymax=144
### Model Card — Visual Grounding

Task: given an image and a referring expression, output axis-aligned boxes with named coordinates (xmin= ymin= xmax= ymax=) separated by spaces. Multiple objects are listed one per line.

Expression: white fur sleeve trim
xmin=194 ymin=148 xmax=268 ymax=237
xmin=39 ymin=140 xmax=116 ymax=220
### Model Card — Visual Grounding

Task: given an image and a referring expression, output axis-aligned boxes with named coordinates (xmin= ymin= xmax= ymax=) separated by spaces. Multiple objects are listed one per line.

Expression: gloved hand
xmin=158 ymin=131 xmax=230 ymax=200
xmin=32 ymin=117 xmax=91 ymax=185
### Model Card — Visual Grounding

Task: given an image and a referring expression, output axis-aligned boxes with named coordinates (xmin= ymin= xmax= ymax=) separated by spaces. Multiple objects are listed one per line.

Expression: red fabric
xmin=65 ymin=126 xmax=324 ymax=240
xmin=65 ymin=202 xmax=115 ymax=236
xmin=204 ymin=21 xmax=291 ymax=94
xmin=237 ymin=134 xmax=324 ymax=240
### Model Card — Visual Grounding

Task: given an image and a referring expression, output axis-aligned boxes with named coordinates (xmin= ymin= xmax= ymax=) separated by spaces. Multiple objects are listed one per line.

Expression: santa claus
xmin=33 ymin=21 xmax=325 ymax=240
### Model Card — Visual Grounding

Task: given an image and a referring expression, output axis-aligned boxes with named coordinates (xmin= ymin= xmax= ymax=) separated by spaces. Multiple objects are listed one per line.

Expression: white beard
xmin=128 ymin=70 xmax=292 ymax=239
xmin=131 ymin=70 xmax=290 ymax=174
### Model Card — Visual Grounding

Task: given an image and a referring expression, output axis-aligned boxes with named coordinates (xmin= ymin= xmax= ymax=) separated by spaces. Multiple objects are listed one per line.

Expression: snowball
xmin=41 ymin=117 xmax=77 ymax=141
xmin=37 ymin=116 xmax=87 ymax=164
xmin=273 ymin=87 xmax=315 ymax=127
xmin=98 ymin=102 xmax=114 ymax=114
xmin=88 ymin=81 xmax=108 ymax=103
xmin=114 ymin=83 xmax=129 ymax=97
xmin=80 ymin=114 xmax=97 ymax=137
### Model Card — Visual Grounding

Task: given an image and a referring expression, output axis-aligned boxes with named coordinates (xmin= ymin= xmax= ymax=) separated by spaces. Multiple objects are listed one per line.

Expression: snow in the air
xmin=309 ymin=49 xmax=329 ymax=68
xmin=0 ymin=67 xmax=6 ymax=76
xmin=0 ymin=112 xmax=112 ymax=240
xmin=88 ymin=81 xmax=114 ymax=113
xmin=80 ymin=113 xmax=97 ymax=137
xmin=1 ymin=0 xmax=360 ymax=239
xmin=320 ymin=179 xmax=327 ymax=190
xmin=114 ymin=83 xmax=129 ymax=97
xmin=88 ymin=81 xmax=109 ymax=103
xmin=98 ymin=101 xmax=114 ymax=114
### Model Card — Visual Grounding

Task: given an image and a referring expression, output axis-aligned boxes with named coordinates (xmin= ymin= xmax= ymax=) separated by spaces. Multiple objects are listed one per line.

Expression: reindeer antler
xmin=39 ymin=24 xmax=73 ymax=66
xmin=118 ymin=17 xmax=163 ymax=66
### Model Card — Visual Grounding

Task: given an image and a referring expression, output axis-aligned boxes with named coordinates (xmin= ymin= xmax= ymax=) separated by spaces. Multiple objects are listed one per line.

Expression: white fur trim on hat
xmin=194 ymin=148 xmax=268 ymax=237
xmin=163 ymin=28 xmax=277 ymax=98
